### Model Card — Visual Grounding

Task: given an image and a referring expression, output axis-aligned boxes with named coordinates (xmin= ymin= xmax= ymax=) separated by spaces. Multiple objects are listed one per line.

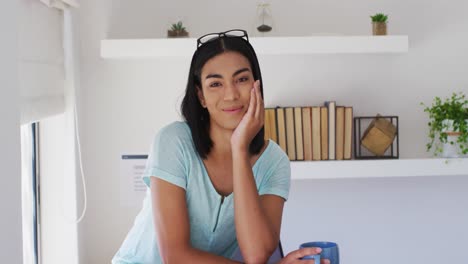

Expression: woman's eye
xmin=237 ymin=77 xmax=249 ymax=83
xmin=209 ymin=82 xmax=222 ymax=88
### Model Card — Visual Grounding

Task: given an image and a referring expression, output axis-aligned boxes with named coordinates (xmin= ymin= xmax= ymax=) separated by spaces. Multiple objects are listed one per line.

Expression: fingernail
xmin=316 ymin=248 xmax=322 ymax=253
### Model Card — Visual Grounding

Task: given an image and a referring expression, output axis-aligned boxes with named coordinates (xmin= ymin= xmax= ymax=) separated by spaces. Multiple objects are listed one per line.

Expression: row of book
xmin=264 ymin=102 xmax=353 ymax=161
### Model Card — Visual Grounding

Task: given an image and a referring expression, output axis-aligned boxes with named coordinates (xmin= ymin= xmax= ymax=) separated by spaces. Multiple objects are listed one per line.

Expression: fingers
xmin=280 ymin=247 xmax=330 ymax=264
xmin=247 ymin=82 xmax=256 ymax=117
xmin=296 ymin=247 xmax=322 ymax=259
xmin=291 ymin=260 xmax=315 ymax=264
xmin=254 ymin=80 xmax=263 ymax=122
xmin=284 ymin=247 xmax=322 ymax=261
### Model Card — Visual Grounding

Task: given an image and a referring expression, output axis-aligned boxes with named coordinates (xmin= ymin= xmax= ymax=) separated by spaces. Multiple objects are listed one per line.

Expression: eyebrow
xmin=205 ymin=68 xmax=251 ymax=80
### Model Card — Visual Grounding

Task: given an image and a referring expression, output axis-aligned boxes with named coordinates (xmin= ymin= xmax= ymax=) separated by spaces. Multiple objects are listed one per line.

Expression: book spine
xmin=344 ymin=107 xmax=353 ymax=160
xmin=335 ymin=106 xmax=345 ymax=160
xmin=285 ymin=107 xmax=296 ymax=160
xmin=320 ymin=106 xmax=329 ymax=160
xmin=276 ymin=108 xmax=287 ymax=154
xmin=325 ymin=101 xmax=336 ymax=160
xmin=311 ymin=107 xmax=321 ymax=161
xmin=302 ymin=107 xmax=312 ymax=161
xmin=294 ymin=107 xmax=304 ymax=161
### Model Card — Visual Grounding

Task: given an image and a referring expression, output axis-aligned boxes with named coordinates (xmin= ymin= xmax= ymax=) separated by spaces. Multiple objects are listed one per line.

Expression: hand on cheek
xmin=230 ymin=80 xmax=264 ymax=151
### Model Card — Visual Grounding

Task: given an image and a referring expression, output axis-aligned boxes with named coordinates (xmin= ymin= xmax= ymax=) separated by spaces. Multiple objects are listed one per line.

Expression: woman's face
xmin=198 ymin=51 xmax=255 ymax=131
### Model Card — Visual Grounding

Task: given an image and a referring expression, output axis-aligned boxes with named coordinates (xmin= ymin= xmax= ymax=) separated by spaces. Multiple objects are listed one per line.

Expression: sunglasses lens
xmin=199 ymin=34 xmax=220 ymax=45
xmin=197 ymin=30 xmax=247 ymax=47
xmin=225 ymin=30 xmax=245 ymax=37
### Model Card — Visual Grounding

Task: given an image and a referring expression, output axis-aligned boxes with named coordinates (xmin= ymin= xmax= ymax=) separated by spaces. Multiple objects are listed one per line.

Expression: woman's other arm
xmin=232 ymin=150 xmax=285 ymax=264
xmin=150 ymin=177 xmax=241 ymax=264
xmin=231 ymin=81 xmax=285 ymax=263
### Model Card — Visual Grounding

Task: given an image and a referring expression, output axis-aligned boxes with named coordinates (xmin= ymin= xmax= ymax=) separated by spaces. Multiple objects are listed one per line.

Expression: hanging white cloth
xmin=18 ymin=0 xmax=77 ymax=124
xmin=40 ymin=0 xmax=79 ymax=10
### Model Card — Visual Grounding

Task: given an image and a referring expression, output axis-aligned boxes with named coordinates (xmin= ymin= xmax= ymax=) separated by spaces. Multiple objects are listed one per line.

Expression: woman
xmin=112 ymin=29 xmax=328 ymax=264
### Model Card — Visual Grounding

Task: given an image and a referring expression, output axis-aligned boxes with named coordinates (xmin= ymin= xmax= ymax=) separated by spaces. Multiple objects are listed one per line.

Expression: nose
xmin=223 ymin=81 xmax=240 ymax=101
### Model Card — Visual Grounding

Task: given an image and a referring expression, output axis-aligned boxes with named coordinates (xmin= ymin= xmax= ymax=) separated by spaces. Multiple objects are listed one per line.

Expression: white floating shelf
xmin=290 ymin=158 xmax=468 ymax=180
xmin=101 ymin=35 xmax=408 ymax=59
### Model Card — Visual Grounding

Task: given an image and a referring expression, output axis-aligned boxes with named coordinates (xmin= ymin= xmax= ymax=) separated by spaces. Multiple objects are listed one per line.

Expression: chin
xmin=213 ymin=117 xmax=241 ymax=131
xmin=224 ymin=119 xmax=241 ymax=130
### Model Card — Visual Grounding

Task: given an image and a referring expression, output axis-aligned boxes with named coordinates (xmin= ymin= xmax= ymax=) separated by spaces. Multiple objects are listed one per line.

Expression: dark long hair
xmin=181 ymin=35 xmax=265 ymax=159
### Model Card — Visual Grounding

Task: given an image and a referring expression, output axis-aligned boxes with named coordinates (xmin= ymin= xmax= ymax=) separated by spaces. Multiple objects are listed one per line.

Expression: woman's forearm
xmin=163 ymin=246 xmax=241 ymax=264
xmin=232 ymin=149 xmax=278 ymax=264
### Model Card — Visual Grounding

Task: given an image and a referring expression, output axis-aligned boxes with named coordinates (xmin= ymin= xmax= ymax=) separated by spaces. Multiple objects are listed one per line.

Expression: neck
xmin=208 ymin=124 xmax=235 ymax=160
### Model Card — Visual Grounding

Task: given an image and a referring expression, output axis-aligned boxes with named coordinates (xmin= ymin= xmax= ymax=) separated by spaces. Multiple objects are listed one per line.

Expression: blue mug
xmin=299 ymin=241 xmax=339 ymax=264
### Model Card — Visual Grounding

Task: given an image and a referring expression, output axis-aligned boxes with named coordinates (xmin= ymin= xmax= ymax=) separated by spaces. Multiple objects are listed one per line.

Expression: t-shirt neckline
xmin=198 ymin=139 xmax=272 ymax=199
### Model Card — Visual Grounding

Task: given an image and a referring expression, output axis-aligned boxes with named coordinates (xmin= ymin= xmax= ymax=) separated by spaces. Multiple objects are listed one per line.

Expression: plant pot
xmin=441 ymin=133 xmax=468 ymax=158
xmin=441 ymin=119 xmax=468 ymax=158
xmin=167 ymin=30 xmax=189 ymax=38
xmin=372 ymin=22 xmax=387 ymax=35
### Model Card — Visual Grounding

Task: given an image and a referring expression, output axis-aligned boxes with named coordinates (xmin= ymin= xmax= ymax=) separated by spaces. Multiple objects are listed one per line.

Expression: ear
xmin=196 ymin=86 xmax=207 ymax=108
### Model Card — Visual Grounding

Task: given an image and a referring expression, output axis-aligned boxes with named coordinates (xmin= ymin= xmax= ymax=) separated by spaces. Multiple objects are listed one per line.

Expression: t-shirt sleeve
xmin=258 ymin=154 xmax=291 ymax=201
xmin=142 ymin=124 xmax=188 ymax=190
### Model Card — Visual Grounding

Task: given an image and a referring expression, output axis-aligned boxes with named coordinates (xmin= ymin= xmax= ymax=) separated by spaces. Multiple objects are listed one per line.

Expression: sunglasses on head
xmin=197 ymin=29 xmax=249 ymax=48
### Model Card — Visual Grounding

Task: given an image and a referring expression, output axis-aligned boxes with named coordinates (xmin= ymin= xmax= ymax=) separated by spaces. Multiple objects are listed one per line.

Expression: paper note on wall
xmin=120 ymin=155 xmax=148 ymax=207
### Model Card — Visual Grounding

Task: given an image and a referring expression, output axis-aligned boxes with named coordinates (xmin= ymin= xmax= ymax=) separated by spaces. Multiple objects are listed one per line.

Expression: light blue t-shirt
xmin=112 ymin=121 xmax=291 ymax=264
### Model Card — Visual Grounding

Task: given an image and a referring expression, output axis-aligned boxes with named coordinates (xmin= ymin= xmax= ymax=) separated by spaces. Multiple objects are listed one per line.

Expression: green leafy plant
xmin=421 ymin=92 xmax=468 ymax=156
xmin=370 ymin=13 xmax=388 ymax=23
xmin=170 ymin=21 xmax=186 ymax=32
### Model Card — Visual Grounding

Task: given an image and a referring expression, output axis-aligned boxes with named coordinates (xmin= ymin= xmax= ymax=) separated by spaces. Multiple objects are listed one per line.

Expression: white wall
xmin=0 ymin=0 xmax=23 ymax=263
xmin=76 ymin=1 xmax=468 ymax=263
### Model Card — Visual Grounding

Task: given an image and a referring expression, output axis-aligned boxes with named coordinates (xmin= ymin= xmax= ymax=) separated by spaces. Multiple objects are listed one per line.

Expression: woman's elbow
xmin=159 ymin=247 xmax=189 ymax=264
xmin=241 ymin=239 xmax=278 ymax=263
xmin=159 ymin=252 xmax=177 ymax=264
xmin=244 ymin=253 xmax=271 ymax=264
xmin=160 ymin=254 xmax=187 ymax=264
xmin=243 ymin=247 xmax=275 ymax=264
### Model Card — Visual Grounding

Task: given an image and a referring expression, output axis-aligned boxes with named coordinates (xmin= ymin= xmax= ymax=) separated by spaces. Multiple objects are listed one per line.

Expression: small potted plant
xmin=421 ymin=92 xmax=468 ymax=158
xmin=167 ymin=21 xmax=189 ymax=38
xmin=370 ymin=13 xmax=388 ymax=35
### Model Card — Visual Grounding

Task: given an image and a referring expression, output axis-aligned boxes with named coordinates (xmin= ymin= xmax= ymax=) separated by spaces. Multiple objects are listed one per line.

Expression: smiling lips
xmin=223 ymin=106 xmax=243 ymax=113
